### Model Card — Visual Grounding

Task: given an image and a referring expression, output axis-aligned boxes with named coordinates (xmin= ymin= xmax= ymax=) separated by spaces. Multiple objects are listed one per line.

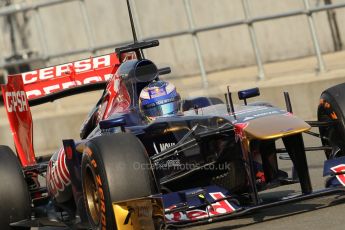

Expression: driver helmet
xmin=139 ymin=81 xmax=181 ymax=121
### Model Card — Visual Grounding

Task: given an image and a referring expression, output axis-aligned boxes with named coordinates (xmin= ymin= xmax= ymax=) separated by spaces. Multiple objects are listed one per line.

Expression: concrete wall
xmin=334 ymin=0 xmax=345 ymax=51
xmin=0 ymin=0 xmax=345 ymax=155
xmin=0 ymin=0 xmax=344 ymax=77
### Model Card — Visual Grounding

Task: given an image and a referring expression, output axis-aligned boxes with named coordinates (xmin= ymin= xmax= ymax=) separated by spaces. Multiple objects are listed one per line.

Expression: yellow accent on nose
xmin=113 ymin=197 xmax=164 ymax=230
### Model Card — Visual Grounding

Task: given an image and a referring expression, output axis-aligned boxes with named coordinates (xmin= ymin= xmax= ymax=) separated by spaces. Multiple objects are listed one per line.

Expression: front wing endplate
xmin=113 ymin=197 xmax=164 ymax=230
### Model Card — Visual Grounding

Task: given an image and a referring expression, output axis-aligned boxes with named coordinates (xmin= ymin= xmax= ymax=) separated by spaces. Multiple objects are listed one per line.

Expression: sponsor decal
xmin=165 ymin=192 xmax=236 ymax=222
xmin=20 ymin=53 xmax=119 ymax=100
xmin=25 ymin=74 xmax=114 ymax=99
xmin=153 ymin=142 xmax=176 ymax=154
xmin=330 ymin=164 xmax=345 ymax=186
xmin=160 ymin=142 xmax=176 ymax=151
xmin=5 ymin=91 xmax=28 ymax=112
xmin=241 ymin=110 xmax=280 ymax=122
xmin=253 ymin=110 xmax=279 ymax=117
xmin=47 ymin=148 xmax=71 ymax=197
xmin=1 ymin=74 xmax=36 ymax=166
xmin=22 ymin=55 xmax=112 ymax=84
xmin=233 ymin=106 xmax=267 ymax=116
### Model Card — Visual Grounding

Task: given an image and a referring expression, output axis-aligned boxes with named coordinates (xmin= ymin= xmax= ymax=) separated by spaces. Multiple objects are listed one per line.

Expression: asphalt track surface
xmin=35 ymin=130 xmax=345 ymax=230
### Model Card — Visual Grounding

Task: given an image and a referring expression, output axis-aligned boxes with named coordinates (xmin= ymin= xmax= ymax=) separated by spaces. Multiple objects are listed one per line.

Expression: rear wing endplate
xmin=1 ymin=75 xmax=36 ymax=167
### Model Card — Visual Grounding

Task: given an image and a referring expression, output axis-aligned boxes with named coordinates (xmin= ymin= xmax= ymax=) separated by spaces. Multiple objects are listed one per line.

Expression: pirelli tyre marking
xmin=320 ymin=99 xmax=338 ymax=120
xmin=83 ymin=147 xmax=107 ymax=229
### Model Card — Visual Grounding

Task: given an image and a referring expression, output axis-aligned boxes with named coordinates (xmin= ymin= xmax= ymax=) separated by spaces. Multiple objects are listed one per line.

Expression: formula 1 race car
xmin=2 ymin=2 xmax=345 ymax=230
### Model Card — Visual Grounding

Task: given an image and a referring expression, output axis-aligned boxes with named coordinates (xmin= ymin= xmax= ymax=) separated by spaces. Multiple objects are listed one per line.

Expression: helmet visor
xmin=142 ymin=101 xmax=180 ymax=118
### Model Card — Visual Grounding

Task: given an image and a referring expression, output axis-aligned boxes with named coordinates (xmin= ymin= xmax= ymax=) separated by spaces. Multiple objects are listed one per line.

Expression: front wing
xmin=112 ymin=185 xmax=345 ymax=230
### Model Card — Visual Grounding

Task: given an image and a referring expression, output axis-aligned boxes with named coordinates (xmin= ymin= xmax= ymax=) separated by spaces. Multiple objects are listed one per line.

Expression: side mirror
xmin=238 ymin=87 xmax=260 ymax=105
xmin=158 ymin=67 xmax=171 ymax=75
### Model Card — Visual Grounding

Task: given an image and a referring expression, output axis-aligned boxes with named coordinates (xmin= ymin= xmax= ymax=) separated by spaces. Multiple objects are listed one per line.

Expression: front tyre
xmin=82 ymin=133 xmax=158 ymax=230
xmin=318 ymin=83 xmax=345 ymax=159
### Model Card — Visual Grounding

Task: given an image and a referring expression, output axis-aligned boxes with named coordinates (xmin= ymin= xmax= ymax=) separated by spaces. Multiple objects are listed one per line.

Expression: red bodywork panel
xmin=1 ymin=53 xmax=121 ymax=167
xmin=1 ymin=75 xmax=36 ymax=167
xmin=102 ymin=75 xmax=131 ymax=120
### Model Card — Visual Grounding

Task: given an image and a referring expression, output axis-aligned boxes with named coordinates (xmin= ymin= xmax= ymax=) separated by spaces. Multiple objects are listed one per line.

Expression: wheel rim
xmin=84 ymin=164 xmax=101 ymax=225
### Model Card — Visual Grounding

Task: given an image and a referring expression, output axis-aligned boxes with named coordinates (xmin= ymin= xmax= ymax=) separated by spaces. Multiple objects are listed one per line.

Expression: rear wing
xmin=22 ymin=53 xmax=120 ymax=106
xmin=1 ymin=53 xmax=120 ymax=167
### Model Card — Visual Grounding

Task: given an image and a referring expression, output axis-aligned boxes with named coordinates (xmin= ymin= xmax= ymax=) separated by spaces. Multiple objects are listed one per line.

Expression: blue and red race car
xmin=2 ymin=1 xmax=345 ymax=230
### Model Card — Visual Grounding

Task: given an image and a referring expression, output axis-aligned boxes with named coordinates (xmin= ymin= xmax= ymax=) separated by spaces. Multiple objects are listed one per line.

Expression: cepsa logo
xmin=22 ymin=55 xmax=111 ymax=84
xmin=21 ymin=54 xmax=118 ymax=99
xmin=5 ymin=91 xmax=28 ymax=112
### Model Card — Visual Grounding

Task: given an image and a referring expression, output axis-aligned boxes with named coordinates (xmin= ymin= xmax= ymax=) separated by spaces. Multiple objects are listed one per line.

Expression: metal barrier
xmin=0 ymin=0 xmax=345 ymax=87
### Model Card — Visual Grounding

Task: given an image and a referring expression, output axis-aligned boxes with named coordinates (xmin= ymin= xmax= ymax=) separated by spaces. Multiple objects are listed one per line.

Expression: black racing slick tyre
xmin=81 ymin=133 xmax=158 ymax=230
xmin=0 ymin=146 xmax=31 ymax=229
xmin=318 ymin=83 xmax=345 ymax=159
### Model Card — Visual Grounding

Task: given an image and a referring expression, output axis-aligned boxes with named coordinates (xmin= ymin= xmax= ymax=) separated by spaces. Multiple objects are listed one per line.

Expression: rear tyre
xmin=82 ymin=133 xmax=158 ymax=230
xmin=318 ymin=83 xmax=345 ymax=158
xmin=0 ymin=146 xmax=31 ymax=229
